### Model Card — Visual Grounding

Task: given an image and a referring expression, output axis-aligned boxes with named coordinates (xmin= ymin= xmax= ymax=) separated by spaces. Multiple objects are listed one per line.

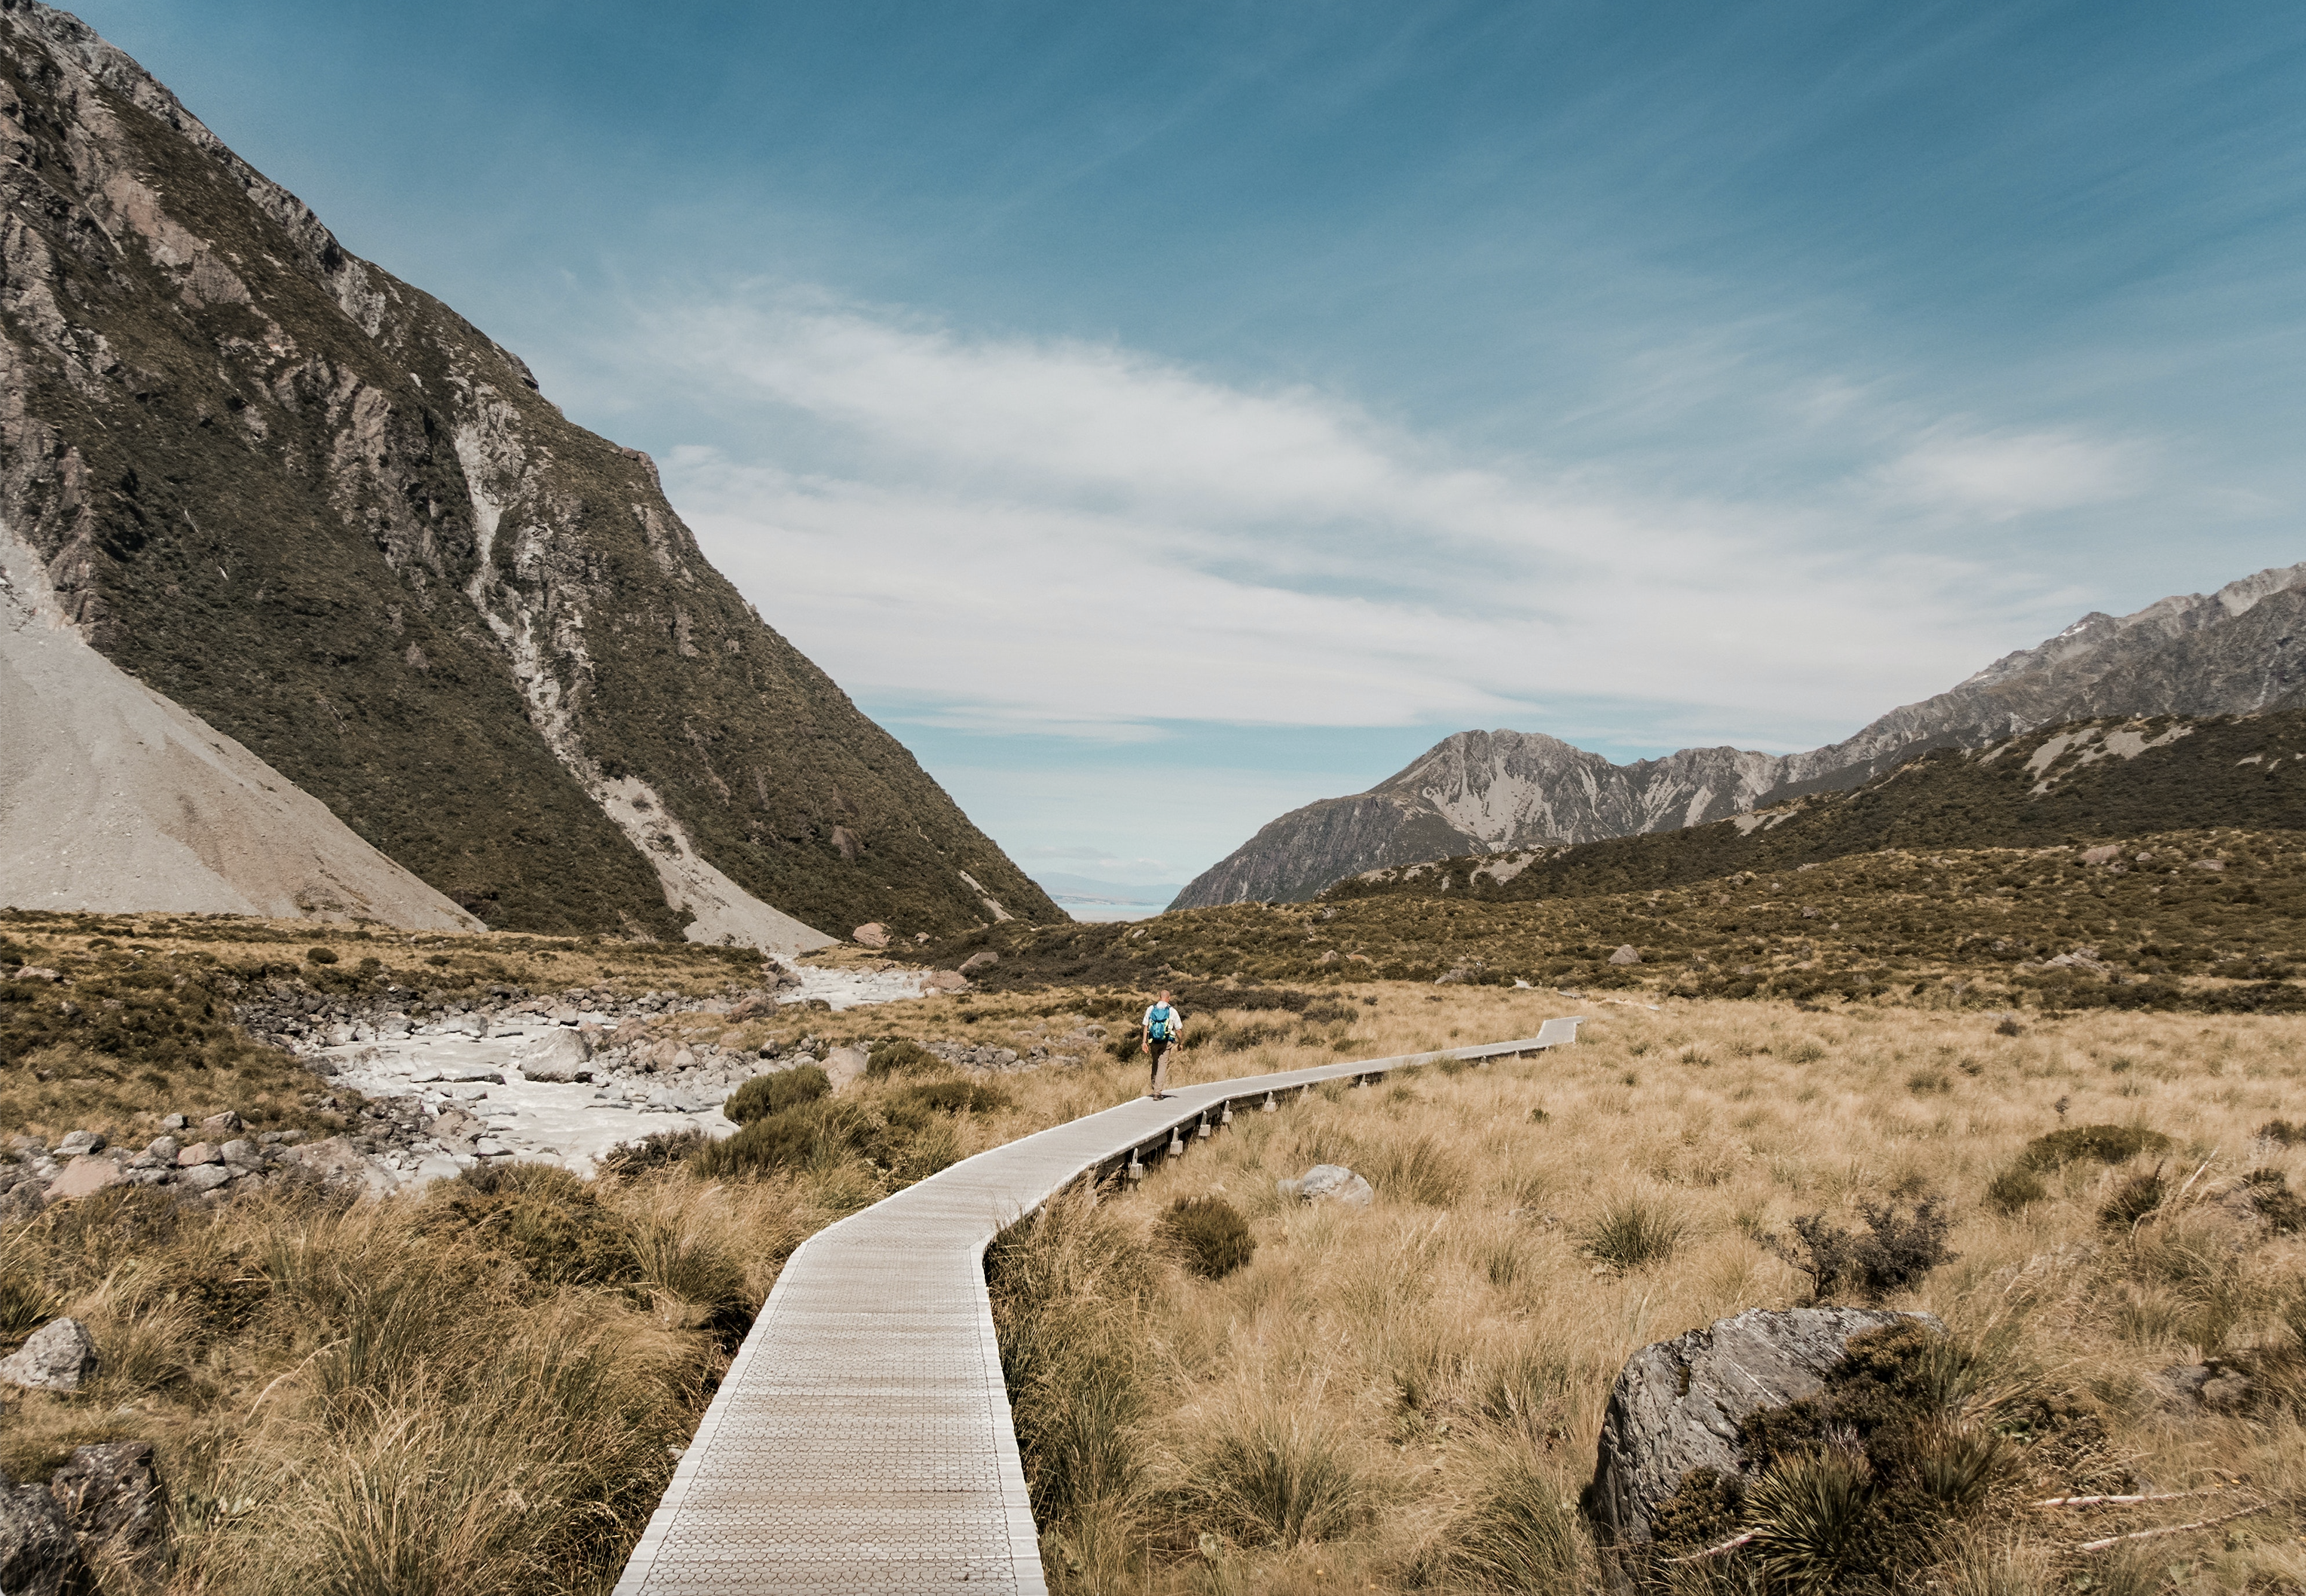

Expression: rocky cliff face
xmin=1174 ymin=564 xmax=2306 ymax=908
xmin=0 ymin=1 xmax=1057 ymax=946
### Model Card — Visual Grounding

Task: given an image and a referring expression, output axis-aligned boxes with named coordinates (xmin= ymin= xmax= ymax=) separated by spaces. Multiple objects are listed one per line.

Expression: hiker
xmin=1141 ymin=989 xmax=1185 ymax=1099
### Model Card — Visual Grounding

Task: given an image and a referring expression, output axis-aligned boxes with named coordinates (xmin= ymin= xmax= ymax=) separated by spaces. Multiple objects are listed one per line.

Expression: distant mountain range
xmin=1328 ymin=710 xmax=2306 ymax=909
xmin=0 ymin=2 xmax=1057 ymax=948
xmin=1173 ymin=562 xmax=2306 ymax=908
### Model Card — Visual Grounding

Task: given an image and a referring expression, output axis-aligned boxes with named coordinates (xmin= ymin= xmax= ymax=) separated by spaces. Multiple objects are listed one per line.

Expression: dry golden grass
xmin=990 ymin=995 xmax=2306 ymax=1594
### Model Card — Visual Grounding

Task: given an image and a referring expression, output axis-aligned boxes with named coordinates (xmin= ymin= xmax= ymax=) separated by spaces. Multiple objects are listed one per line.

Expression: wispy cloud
xmin=1882 ymin=424 xmax=2143 ymax=518
xmin=621 ymin=288 xmax=2125 ymax=750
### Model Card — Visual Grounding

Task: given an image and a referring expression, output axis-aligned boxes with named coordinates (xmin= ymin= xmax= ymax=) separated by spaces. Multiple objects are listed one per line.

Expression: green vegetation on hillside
xmin=961 ymin=827 xmax=2306 ymax=1014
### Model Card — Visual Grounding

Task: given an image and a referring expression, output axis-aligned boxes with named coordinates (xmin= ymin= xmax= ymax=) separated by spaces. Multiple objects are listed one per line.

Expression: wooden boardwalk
xmin=612 ymin=1018 xmax=1583 ymax=1594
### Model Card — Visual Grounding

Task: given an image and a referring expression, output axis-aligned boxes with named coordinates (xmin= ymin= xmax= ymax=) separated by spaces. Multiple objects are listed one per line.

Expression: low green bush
xmin=2016 ymin=1123 xmax=2170 ymax=1173
xmin=422 ymin=1163 xmax=638 ymax=1289
xmin=1157 ymin=1196 xmax=1255 ymax=1280
xmin=1763 ymin=1197 xmax=1956 ymax=1301
xmin=724 ymin=1063 xmax=831 ymax=1125
xmin=696 ymin=1099 xmax=876 ymax=1178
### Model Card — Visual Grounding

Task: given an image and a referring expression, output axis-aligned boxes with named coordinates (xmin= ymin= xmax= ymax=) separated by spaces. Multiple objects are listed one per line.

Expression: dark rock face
xmin=0 ymin=1473 xmax=80 ymax=1596
xmin=1584 ymin=1307 xmax=1941 ymax=1549
xmin=50 ymin=1442 xmax=164 ymax=1582
xmin=1174 ymin=565 xmax=2306 ymax=907
xmin=0 ymin=2 xmax=1056 ymax=944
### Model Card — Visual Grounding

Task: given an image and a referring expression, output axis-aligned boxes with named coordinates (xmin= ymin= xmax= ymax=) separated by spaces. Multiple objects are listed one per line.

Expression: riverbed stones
xmin=44 ymin=1158 xmax=121 ymax=1202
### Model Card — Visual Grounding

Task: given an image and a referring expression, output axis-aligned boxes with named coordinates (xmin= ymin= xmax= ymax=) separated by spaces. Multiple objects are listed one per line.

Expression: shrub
xmin=2016 ymin=1123 xmax=2170 ymax=1173
xmin=2097 ymin=1170 xmax=2166 ymax=1231
xmin=893 ymin=1078 xmax=1011 ymax=1116
xmin=305 ymin=946 xmax=338 ymax=965
xmin=723 ymin=1064 xmax=830 ymax=1125
xmin=595 ymin=1129 xmax=710 ymax=1181
xmin=1985 ymin=1167 xmax=2047 ymax=1214
xmin=1763 ymin=1197 xmax=1956 ymax=1302
xmin=866 ymin=1039 xmax=940 ymax=1078
xmin=1156 ymin=1196 xmax=1255 ymax=1280
xmin=2259 ymin=1119 xmax=2305 ymax=1146
xmin=1580 ymin=1196 xmax=1686 ymax=1271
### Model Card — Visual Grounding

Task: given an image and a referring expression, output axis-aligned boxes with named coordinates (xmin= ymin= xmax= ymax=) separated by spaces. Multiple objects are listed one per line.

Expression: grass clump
xmin=986 ymin=1193 xmax=1159 ymax=1552
xmin=1580 ymin=1194 xmax=1687 ymax=1271
xmin=1155 ymin=1196 xmax=1255 ymax=1280
xmin=2241 ymin=1167 xmax=2304 ymax=1234
xmin=1983 ymin=1167 xmax=2047 ymax=1214
xmin=1192 ymin=1408 xmax=1365 ymax=1548
xmin=1764 ymin=1198 xmax=1957 ymax=1302
xmin=723 ymin=1063 xmax=830 ymax=1125
xmin=2097 ymin=1169 xmax=2167 ymax=1231
xmin=867 ymin=1038 xmax=940 ymax=1078
xmin=892 ymin=1078 xmax=1012 ymax=1116
xmin=1433 ymin=1450 xmax=1587 ymax=1590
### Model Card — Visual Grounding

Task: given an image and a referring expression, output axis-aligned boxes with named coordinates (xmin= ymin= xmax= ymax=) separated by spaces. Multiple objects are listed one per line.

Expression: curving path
xmin=613 ymin=1018 xmax=1583 ymax=1595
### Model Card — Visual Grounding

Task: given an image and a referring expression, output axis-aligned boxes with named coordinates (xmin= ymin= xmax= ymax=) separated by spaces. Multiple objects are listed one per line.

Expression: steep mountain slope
xmin=0 ymin=2 xmax=1057 ymax=945
xmin=1174 ymin=564 xmax=2306 ymax=908
xmin=2 ymin=519 xmax=477 ymax=928
xmin=1328 ymin=711 xmax=2306 ymax=907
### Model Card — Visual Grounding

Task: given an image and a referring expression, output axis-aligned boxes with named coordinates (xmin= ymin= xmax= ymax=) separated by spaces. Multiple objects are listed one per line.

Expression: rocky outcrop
xmin=0 ymin=2 xmax=1057 ymax=947
xmin=1585 ymin=1307 xmax=1939 ymax=1549
xmin=1176 ymin=564 xmax=2306 ymax=907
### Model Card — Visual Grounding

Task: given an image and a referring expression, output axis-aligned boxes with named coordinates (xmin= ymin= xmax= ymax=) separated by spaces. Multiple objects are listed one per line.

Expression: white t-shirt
xmin=1143 ymin=1001 xmax=1182 ymax=1041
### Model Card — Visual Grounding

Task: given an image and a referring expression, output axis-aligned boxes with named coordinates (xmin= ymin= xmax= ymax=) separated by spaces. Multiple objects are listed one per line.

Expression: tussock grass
xmin=988 ymin=995 xmax=2306 ymax=1594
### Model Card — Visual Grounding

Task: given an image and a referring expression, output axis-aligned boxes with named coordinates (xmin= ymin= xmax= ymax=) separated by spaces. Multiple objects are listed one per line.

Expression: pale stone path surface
xmin=613 ymin=1018 xmax=1583 ymax=1595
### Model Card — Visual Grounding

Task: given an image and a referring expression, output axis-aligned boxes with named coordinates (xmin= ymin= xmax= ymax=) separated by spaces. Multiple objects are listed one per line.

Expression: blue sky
xmin=78 ymin=1 xmax=2306 ymax=888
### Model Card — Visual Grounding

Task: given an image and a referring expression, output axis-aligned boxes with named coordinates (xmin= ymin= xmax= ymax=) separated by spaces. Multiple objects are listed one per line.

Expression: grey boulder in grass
xmin=1583 ymin=1307 xmax=1941 ymax=1550
xmin=0 ymin=1317 xmax=97 ymax=1392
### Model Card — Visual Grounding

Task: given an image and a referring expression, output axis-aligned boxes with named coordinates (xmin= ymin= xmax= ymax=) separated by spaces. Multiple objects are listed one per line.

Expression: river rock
xmin=822 ymin=1045 xmax=870 ymax=1093
xmin=44 ymin=1158 xmax=121 ymax=1202
xmin=1278 ymin=1164 xmax=1374 ymax=1206
xmin=518 ymin=1027 xmax=593 ymax=1082
xmin=176 ymin=1164 xmax=231 ymax=1194
xmin=852 ymin=922 xmax=890 ymax=949
xmin=921 ymin=971 xmax=969 ymax=994
xmin=0 ymin=1318 xmax=98 ymax=1392
xmin=1585 ymin=1307 xmax=1942 ymax=1552
xmin=53 ymin=1132 xmax=102 ymax=1157
xmin=0 ymin=1472 xmax=80 ymax=1596
xmin=1608 ymin=945 xmax=1641 ymax=965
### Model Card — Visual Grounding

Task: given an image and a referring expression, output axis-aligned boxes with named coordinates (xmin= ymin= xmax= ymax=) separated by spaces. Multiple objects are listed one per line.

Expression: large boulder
xmin=0 ymin=1319 xmax=98 ymax=1393
xmin=44 ymin=1157 xmax=122 ymax=1202
xmin=1586 ymin=1307 xmax=1941 ymax=1551
xmin=0 ymin=1475 xmax=80 ymax=1596
xmin=518 ymin=1027 xmax=594 ymax=1082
